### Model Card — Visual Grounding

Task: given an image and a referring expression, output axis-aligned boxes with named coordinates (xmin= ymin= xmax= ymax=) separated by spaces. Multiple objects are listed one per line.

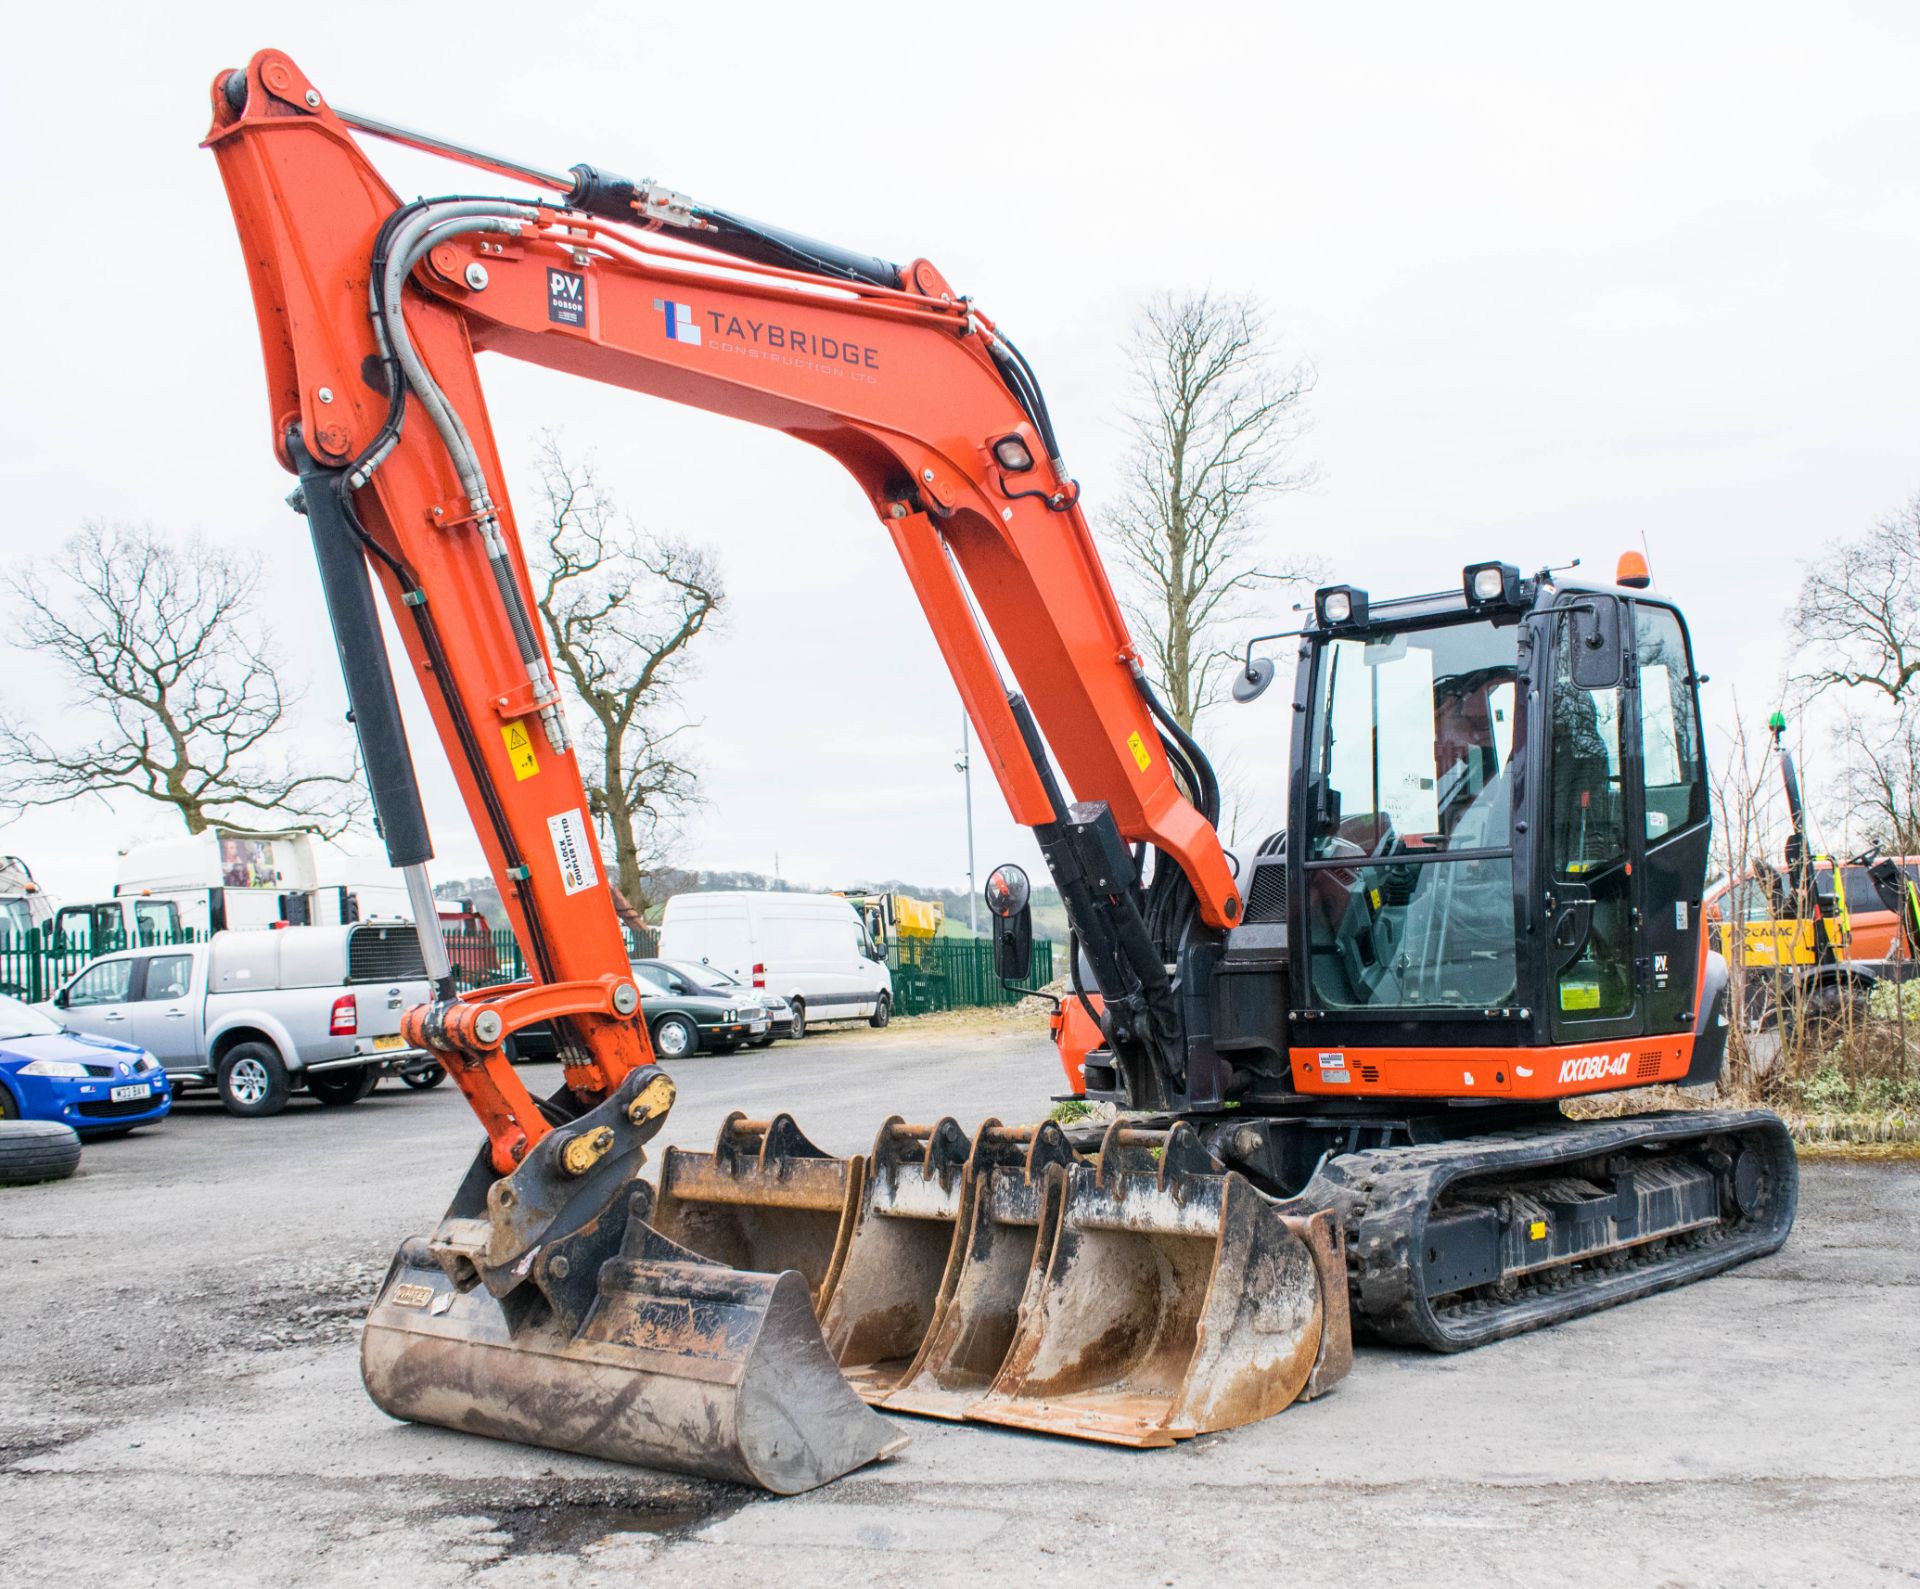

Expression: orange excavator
xmin=205 ymin=52 xmax=1796 ymax=1494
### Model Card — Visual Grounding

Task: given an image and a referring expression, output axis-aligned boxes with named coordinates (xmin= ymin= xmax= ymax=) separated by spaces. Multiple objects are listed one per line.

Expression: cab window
xmin=143 ymin=955 xmax=193 ymax=1001
xmin=1302 ymin=618 xmax=1522 ymax=1011
xmin=133 ymin=899 xmax=179 ymax=945
xmin=67 ymin=958 xmax=135 ymax=1007
xmin=1635 ymin=605 xmax=1706 ymax=841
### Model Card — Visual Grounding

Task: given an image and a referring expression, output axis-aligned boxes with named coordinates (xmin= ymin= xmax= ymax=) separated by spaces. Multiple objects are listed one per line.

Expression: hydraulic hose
xmin=368 ymin=201 xmax=572 ymax=756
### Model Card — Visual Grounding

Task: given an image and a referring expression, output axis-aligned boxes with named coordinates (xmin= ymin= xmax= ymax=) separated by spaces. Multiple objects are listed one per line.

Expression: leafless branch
xmin=529 ymin=435 xmax=724 ymax=910
xmin=0 ymin=522 xmax=363 ymax=838
xmin=1099 ymin=290 xmax=1321 ymax=731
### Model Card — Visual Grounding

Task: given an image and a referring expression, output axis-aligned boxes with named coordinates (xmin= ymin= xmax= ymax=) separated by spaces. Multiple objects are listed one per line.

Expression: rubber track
xmin=1308 ymin=1109 xmax=1797 ymax=1350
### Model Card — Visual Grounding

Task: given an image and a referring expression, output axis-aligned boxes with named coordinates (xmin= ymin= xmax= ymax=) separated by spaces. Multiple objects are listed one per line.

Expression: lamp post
xmin=955 ymin=716 xmax=978 ymax=935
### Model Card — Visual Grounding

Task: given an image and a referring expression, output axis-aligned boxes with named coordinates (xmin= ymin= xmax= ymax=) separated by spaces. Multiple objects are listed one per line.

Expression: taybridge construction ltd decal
xmin=654 ymin=298 xmax=880 ymax=384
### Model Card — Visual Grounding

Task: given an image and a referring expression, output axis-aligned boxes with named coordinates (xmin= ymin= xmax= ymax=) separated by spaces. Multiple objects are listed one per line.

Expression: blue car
xmin=0 ymin=993 xmax=171 ymax=1137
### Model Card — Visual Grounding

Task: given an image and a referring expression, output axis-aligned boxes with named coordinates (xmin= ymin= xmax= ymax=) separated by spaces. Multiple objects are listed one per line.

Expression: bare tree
xmin=530 ymin=437 xmax=723 ymax=912
xmin=1102 ymin=291 xmax=1320 ymax=733
xmin=1789 ymin=494 xmax=1920 ymax=705
xmin=1834 ymin=706 xmax=1920 ymax=854
xmin=1788 ymin=492 xmax=1920 ymax=845
xmin=0 ymin=522 xmax=362 ymax=837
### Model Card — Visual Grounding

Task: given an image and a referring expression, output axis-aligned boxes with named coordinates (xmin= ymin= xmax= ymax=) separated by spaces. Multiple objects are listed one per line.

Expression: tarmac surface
xmin=2 ymin=1010 xmax=1915 ymax=1588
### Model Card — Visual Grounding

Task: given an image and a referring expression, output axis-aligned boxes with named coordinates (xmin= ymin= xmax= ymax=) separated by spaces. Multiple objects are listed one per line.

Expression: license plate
xmin=372 ymin=1034 xmax=406 ymax=1052
xmin=109 ymin=1083 xmax=152 ymax=1103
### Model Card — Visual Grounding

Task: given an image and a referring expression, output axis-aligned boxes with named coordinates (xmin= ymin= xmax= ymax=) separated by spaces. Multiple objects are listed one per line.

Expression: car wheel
xmin=787 ymin=1000 xmax=806 ymax=1041
xmin=401 ymin=1064 xmax=447 ymax=1090
xmin=0 ymin=1085 xmax=17 ymax=1121
xmin=869 ymin=993 xmax=892 ymax=1030
xmin=652 ymin=1014 xmax=698 ymax=1060
xmin=216 ymin=1042 xmax=291 ymax=1118
xmin=307 ymin=1067 xmax=377 ymax=1107
xmin=0 ymin=1120 xmax=83 ymax=1185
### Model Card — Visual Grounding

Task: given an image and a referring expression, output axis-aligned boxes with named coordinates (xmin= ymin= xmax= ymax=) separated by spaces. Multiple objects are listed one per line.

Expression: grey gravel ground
xmin=2 ymin=1012 xmax=1915 ymax=1588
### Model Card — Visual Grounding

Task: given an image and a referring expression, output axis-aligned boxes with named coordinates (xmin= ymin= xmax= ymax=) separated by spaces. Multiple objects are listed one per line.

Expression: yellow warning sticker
xmin=1559 ymin=980 xmax=1600 ymax=1011
xmin=1528 ymin=1220 xmax=1547 ymax=1241
xmin=501 ymin=720 xmax=540 ymax=781
xmin=1126 ymin=731 xmax=1152 ymax=771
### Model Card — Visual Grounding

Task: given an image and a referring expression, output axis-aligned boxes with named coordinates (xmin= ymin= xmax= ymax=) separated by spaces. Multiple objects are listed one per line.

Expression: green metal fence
xmin=886 ymin=937 xmax=1055 ymax=1018
xmin=444 ymin=924 xmax=660 ymax=991
xmin=1 ymin=920 xmax=1036 ymax=1019
xmin=0 ymin=925 xmax=209 ymax=1003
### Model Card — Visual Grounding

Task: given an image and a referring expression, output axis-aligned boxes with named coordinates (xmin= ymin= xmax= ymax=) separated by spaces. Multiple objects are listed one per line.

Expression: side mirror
xmin=985 ymin=863 xmax=1035 ymax=984
xmin=1569 ymin=596 xmax=1625 ymax=690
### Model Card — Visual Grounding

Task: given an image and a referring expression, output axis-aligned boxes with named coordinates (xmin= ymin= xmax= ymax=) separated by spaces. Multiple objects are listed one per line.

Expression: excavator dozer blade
xmin=360 ymin=1072 xmax=903 ymax=1494
xmin=648 ymin=1112 xmax=866 ymax=1314
xmin=818 ymin=1117 xmax=975 ymax=1401
xmin=883 ymin=1121 xmax=1077 ymax=1421
xmin=966 ymin=1122 xmax=1351 ymax=1448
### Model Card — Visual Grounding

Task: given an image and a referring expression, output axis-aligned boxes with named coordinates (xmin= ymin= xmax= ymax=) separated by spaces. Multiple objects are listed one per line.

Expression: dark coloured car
xmin=648 ymin=958 xmax=786 ymax=1049
xmin=628 ymin=959 xmax=760 ymax=1058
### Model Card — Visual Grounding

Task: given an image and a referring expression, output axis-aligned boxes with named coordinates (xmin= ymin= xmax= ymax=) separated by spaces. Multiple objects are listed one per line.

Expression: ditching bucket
xmin=883 ymin=1120 xmax=1077 ymax=1420
xmin=361 ymin=1072 xmax=903 ymax=1494
xmin=648 ymin=1113 xmax=865 ymax=1313
xmin=818 ymin=1117 xmax=974 ymax=1401
xmin=967 ymin=1121 xmax=1350 ymax=1447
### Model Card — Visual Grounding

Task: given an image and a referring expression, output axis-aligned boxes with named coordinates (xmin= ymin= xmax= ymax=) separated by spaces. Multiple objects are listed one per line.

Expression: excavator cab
xmin=1278 ymin=566 xmax=1719 ymax=1083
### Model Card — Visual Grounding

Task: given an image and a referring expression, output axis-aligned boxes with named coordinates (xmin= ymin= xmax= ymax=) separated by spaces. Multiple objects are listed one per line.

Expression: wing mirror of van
xmin=986 ymin=864 xmax=1034 ymax=984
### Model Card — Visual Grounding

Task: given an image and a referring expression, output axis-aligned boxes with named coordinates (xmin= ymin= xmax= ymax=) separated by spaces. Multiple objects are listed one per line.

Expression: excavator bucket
xmin=361 ymin=1071 xmax=904 ymax=1494
xmin=648 ymin=1112 xmax=865 ymax=1313
xmin=967 ymin=1121 xmax=1350 ymax=1448
xmin=883 ymin=1121 xmax=1078 ymax=1420
xmin=818 ymin=1117 xmax=975 ymax=1401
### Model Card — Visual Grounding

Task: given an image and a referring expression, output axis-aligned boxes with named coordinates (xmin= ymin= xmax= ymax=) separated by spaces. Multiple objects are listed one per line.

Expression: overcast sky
xmin=2 ymin=2 xmax=1916 ymax=906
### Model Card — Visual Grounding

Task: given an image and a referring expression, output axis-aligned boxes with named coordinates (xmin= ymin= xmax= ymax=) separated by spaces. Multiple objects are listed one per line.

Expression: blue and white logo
xmin=654 ymin=299 xmax=702 ymax=345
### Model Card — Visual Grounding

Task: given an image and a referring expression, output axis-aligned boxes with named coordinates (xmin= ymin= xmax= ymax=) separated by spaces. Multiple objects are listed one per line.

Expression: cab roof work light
xmin=1314 ymin=585 xmax=1369 ymax=628
xmin=1462 ymin=561 xmax=1523 ymax=610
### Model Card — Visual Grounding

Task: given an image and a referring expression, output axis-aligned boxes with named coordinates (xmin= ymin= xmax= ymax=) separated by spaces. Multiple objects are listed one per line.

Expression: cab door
xmin=1543 ymin=595 xmax=1644 ymax=1044
xmin=55 ymin=954 xmax=142 ymax=1044
xmin=128 ymin=951 xmax=200 ymax=1066
xmin=1630 ymin=602 xmax=1710 ymax=1034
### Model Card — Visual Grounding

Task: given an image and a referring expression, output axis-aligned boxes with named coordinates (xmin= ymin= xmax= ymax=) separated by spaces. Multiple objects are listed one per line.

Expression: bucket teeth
xmin=648 ymin=1111 xmax=865 ymax=1313
xmin=818 ymin=1116 xmax=976 ymax=1400
xmin=882 ymin=1121 xmax=1077 ymax=1420
xmin=964 ymin=1120 xmax=1349 ymax=1446
xmin=721 ymin=1111 xmax=1350 ymax=1445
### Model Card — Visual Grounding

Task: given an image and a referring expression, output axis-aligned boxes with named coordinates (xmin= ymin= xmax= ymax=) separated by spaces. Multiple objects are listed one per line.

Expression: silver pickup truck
xmin=40 ymin=924 xmax=439 ymax=1117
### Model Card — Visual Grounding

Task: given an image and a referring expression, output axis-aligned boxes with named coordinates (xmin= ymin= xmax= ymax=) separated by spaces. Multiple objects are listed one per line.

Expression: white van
xmin=658 ymin=891 xmax=892 ymax=1036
